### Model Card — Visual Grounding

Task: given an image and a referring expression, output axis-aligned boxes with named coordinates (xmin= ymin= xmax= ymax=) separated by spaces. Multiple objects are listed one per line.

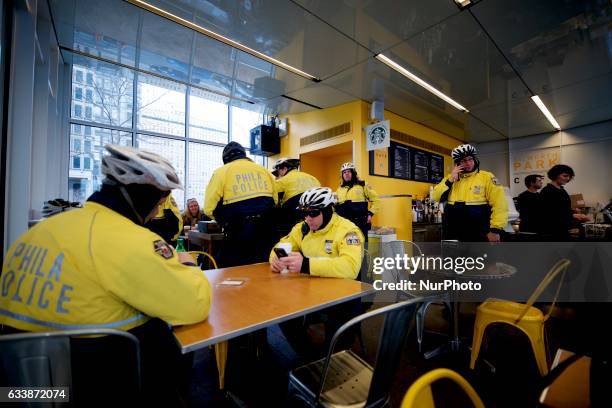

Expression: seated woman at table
xmin=269 ymin=187 xmax=364 ymax=358
xmin=182 ymin=197 xmax=207 ymax=229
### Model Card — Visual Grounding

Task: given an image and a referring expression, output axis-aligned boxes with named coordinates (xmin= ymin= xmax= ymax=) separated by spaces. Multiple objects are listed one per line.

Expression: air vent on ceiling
xmin=390 ymin=129 xmax=452 ymax=156
xmin=300 ymin=122 xmax=351 ymax=147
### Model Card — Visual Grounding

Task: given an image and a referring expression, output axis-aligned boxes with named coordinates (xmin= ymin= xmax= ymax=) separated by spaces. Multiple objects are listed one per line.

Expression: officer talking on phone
xmin=431 ymin=144 xmax=508 ymax=242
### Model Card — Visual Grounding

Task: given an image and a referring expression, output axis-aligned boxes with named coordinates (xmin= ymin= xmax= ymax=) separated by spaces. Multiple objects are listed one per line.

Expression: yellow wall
xmin=278 ymin=100 xmax=463 ymax=241
xmin=352 ymin=102 xmax=461 ymax=240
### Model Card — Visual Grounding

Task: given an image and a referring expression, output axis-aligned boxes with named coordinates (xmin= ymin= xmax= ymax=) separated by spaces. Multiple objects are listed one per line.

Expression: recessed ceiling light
xmin=125 ymin=0 xmax=320 ymax=82
xmin=454 ymin=0 xmax=472 ymax=9
xmin=531 ymin=95 xmax=561 ymax=130
xmin=375 ymin=54 xmax=469 ymax=112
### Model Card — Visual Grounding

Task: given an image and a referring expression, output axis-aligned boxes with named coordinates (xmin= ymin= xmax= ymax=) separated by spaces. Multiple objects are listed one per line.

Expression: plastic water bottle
xmin=176 ymin=237 xmax=186 ymax=252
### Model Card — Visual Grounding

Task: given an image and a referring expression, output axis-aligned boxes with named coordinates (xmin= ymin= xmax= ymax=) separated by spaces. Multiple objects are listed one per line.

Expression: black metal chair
xmin=383 ymin=240 xmax=452 ymax=355
xmin=0 ymin=329 xmax=141 ymax=396
xmin=287 ymin=298 xmax=422 ymax=408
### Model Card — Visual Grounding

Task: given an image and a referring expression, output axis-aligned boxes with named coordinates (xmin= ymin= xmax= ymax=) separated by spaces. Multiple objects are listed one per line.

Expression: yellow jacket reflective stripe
xmin=0 ymin=202 xmax=212 ymax=332
xmin=269 ymin=213 xmax=363 ymax=279
xmin=336 ymin=184 xmax=381 ymax=214
xmin=152 ymin=194 xmax=183 ymax=241
xmin=275 ymin=170 xmax=321 ymax=206
xmin=431 ymin=170 xmax=508 ymax=230
xmin=204 ymin=158 xmax=277 ymax=219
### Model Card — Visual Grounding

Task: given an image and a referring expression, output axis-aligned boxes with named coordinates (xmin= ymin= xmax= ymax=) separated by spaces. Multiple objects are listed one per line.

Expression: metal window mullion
xmin=183 ymin=26 xmax=196 ymax=206
xmin=132 ymin=9 xmax=143 ymax=147
xmin=69 ymin=118 xmax=133 ymax=133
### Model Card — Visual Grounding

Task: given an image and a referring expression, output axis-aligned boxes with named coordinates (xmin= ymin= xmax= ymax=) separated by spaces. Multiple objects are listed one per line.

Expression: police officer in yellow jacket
xmin=336 ymin=162 xmax=381 ymax=241
xmin=145 ymin=193 xmax=183 ymax=245
xmin=269 ymin=187 xmax=364 ymax=356
xmin=204 ymin=141 xmax=277 ymax=266
xmin=431 ymin=144 xmax=508 ymax=242
xmin=273 ymin=157 xmax=321 ymax=237
xmin=0 ymin=144 xmax=212 ymax=405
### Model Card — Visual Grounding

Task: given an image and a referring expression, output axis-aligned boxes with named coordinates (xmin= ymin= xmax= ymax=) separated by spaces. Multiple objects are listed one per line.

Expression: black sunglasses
xmin=302 ymin=208 xmax=322 ymax=218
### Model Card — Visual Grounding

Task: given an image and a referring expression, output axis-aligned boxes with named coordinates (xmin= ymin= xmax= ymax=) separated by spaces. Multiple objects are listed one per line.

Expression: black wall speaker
xmin=250 ymin=125 xmax=280 ymax=156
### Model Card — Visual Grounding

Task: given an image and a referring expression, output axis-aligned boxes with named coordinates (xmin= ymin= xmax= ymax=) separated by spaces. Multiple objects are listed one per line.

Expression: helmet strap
xmin=118 ymin=185 xmax=145 ymax=225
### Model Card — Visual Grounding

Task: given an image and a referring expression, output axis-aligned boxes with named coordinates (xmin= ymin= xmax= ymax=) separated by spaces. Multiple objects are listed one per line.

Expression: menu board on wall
xmin=393 ymin=145 xmax=411 ymax=179
xmin=369 ymin=140 xmax=445 ymax=184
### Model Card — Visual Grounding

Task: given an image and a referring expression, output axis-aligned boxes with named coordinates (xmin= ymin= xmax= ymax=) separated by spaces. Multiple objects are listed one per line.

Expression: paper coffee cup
xmin=276 ymin=243 xmax=292 ymax=254
xmin=276 ymin=243 xmax=292 ymax=274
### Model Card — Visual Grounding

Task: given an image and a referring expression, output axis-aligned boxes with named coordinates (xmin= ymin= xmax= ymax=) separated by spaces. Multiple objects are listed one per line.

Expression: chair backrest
xmin=187 ymin=251 xmax=218 ymax=269
xmin=381 ymin=240 xmax=423 ymax=284
xmin=516 ymin=259 xmax=571 ymax=323
xmin=315 ymin=298 xmax=422 ymax=406
xmin=383 ymin=240 xmax=423 ymax=259
xmin=362 ymin=248 xmax=373 ymax=283
xmin=0 ymin=329 xmax=141 ymax=391
xmin=400 ymin=368 xmax=484 ymax=408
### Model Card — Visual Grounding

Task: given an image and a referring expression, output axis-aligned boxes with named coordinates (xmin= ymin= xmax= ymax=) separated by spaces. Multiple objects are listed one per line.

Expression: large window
xmin=68 ymin=54 xmax=266 ymax=209
xmin=189 ymin=88 xmax=228 ymax=143
xmin=137 ymin=74 xmax=186 ymax=137
xmin=68 ymin=124 xmax=131 ymax=202
xmin=136 ymin=134 xmax=186 ymax=206
xmin=231 ymin=101 xmax=263 ymax=148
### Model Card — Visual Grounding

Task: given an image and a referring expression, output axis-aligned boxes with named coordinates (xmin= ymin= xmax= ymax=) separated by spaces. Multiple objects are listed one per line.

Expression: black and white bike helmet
xmin=451 ymin=144 xmax=478 ymax=163
xmin=299 ymin=187 xmax=337 ymax=209
xmin=340 ymin=162 xmax=356 ymax=172
xmin=273 ymin=157 xmax=300 ymax=171
xmin=102 ymin=144 xmax=183 ymax=191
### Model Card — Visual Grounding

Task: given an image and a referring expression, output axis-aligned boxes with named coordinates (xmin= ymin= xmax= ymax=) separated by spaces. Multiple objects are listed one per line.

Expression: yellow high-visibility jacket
xmin=269 ymin=213 xmax=364 ymax=279
xmin=204 ymin=158 xmax=277 ymax=219
xmin=431 ymin=170 xmax=508 ymax=230
xmin=0 ymin=202 xmax=212 ymax=332
xmin=336 ymin=183 xmax=381 ymax=215
xmin=276 ymin=170 xmax=320 ymax=206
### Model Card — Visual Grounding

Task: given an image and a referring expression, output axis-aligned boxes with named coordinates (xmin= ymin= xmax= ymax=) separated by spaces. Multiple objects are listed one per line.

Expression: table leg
xmin=215 ymin=341 xmax=228 ymax=390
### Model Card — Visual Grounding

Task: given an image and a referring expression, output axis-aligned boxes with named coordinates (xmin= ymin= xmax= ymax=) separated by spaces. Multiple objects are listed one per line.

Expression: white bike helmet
xmin=451 ymin=144 xmax=478 ymax=163
xmin=102 ymin=144 xmax=183 ymax=191
xmin=340 ymin=162 xmax=356 ymax=172
xmin=299 ymin=187 xmax=336 ymax=209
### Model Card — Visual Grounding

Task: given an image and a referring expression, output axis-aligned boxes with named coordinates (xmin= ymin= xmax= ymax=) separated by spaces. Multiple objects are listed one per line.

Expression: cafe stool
xmin=470 ymin=259 xmax=570 ymax=376
xmin=187 ymin=251 xmax=218 ymax=270
xmin=401 ymin=368 xmax=484 ymax=408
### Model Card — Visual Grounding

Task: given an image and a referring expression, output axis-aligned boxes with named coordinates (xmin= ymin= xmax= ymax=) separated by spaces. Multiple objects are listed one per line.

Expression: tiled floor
xmin=187 ymin=303 xmax=598 ymax=407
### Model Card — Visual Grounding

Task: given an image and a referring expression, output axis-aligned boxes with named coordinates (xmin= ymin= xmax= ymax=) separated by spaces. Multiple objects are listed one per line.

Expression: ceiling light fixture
xmin=531 ymin=95 xmax=561 ymax=130
xmin=375 ymin=53 xmax=469 ymax=112
xmin=454 ymin=0 xmax=472 ymax=9
xmin=125 ymin=0 xmax=320 ymax=82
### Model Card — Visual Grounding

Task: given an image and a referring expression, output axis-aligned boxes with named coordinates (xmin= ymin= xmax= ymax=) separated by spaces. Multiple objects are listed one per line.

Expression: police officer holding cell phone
xmin=431 ymin=144 xmax=508 ymax=242
xmin=269 ymin=187 xmax=364 ymax=357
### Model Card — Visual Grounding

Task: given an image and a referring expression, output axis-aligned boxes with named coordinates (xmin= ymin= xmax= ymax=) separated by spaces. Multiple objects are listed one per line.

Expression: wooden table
xmin=187 ymin=230 xmax=224 ymax=255
xmin=174 ymin=262 xmax=375 ymax=353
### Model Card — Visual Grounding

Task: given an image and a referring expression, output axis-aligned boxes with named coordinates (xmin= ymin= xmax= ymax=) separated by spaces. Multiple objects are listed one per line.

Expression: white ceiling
xmin=49 ymin=0 xmax=612 ymax=142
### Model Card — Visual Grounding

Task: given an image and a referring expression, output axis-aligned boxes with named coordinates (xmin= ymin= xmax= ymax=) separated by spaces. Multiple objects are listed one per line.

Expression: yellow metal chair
xmin=187 ymin=251 xmax=226 ymax=389
xmin=401 ymin=368 xmax=484 ymax=408
xmin=469 ymin=259 xmax=571 ymax=376
xmin=187 ymin=251 xmax=218 ymax=269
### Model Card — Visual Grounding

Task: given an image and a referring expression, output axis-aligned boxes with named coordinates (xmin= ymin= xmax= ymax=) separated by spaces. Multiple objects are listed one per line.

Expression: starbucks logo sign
xmin=365 ymin=120 xmax=390 ymax=151
xmin=370 ymin=125 xmax=386 ymax=145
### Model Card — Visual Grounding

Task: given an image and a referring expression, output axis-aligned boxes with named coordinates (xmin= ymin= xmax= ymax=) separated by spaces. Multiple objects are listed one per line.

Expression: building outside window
xmin=68 ymin=48 xmax=267 ymax=208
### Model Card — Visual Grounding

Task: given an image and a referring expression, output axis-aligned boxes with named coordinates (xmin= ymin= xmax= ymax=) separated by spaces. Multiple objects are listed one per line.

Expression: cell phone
xmin=273 ymin=247 xmax=288 ymax=258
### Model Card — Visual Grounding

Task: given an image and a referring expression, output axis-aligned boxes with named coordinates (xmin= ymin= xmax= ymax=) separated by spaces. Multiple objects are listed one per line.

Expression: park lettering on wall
xmin=510 ymin=147 xmax=560 ymax=196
